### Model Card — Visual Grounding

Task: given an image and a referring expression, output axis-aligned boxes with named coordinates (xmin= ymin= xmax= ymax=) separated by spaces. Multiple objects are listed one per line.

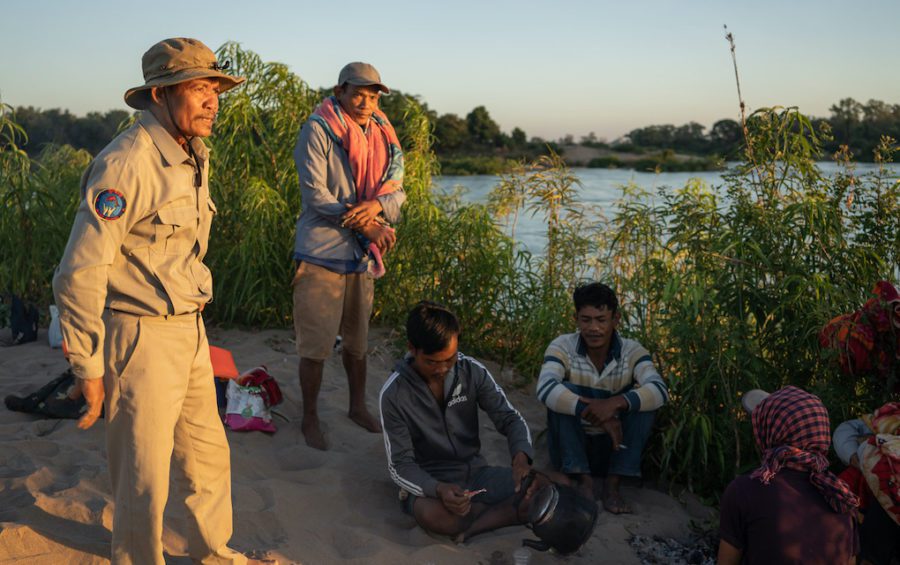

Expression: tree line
xmin=11 ymin=107 xmax=131 ymax=158
xmin=616 ymin=98 xmax=900 ymax=161
xmin=10 ymin=96 xmax=898 ymax=167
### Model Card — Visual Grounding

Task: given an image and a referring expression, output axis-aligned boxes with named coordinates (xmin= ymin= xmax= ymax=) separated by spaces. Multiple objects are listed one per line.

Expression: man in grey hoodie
xmin=379 ymin=301 xmax=536 ymax=540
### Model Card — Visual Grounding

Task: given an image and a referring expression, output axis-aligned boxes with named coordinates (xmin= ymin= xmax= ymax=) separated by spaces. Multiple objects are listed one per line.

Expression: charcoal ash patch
xmin=629 ymin=532 xmax=717 ymax=565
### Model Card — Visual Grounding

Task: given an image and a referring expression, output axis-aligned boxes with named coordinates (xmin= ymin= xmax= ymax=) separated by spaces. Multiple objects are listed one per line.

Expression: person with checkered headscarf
xmin=717 ymin=386 xmax=859 ymax=565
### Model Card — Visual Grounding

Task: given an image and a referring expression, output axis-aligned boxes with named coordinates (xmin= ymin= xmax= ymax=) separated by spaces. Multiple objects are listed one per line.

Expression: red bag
xmin=237 ymin=366 xmax=283 ymax=408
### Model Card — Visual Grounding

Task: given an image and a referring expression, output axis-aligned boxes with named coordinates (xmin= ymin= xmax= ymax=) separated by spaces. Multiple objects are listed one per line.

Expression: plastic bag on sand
xmin=224 ymin=366 xmax=280 ymax=433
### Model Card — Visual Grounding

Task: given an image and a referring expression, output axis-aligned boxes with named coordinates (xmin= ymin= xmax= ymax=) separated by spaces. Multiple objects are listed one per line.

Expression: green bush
xmin=600 ymin=108 xmax=899 ymax=494
xmin=3 ymin=46 xmax=898 ymax=500
xmin=0 ymin=102 xmax=92 ymax=308
xmin=437 ymin=155 xmax=517 ymax=175
xmin=587 ymin=156 xmax=623 ymax=168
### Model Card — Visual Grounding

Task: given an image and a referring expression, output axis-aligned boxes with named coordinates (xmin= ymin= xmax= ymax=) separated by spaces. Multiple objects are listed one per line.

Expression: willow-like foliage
xmin=0 ymin=101 xmax=92 ymax=311
xmin=597 ymin=108 xmax=900 ymax=495
xmin=2 ymin=49 xmax=898 ymax=498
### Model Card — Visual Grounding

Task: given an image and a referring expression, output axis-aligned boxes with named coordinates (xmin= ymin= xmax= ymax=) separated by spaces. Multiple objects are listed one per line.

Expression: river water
xmin=433 ymin=163 xmax=898 ymax=251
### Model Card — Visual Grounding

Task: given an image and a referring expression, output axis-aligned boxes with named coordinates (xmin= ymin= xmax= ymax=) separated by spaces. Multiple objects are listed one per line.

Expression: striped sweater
xmin=537 ymin=332 xmax=668 ymax=418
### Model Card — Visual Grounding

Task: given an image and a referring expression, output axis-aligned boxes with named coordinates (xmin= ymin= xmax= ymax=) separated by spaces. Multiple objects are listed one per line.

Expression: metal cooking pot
xmin=520 ymin=473 xmax=599 ymax=554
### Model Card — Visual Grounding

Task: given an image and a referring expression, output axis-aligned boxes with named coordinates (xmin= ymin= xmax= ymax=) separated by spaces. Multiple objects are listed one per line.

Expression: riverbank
xmin=438 ymin=144 xmax=723 ymax=175
xmin=0 ymin=325 xmax=715 ymax=564
xmin=559 ymin=144 xmax=723 ymax=172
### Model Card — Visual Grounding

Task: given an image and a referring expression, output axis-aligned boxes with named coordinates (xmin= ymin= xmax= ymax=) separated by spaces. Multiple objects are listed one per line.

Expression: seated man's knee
xmin=620 ymin=408 xmax=657 ymax=440
xmin=414 ymin=499 xmax=466 ymax=536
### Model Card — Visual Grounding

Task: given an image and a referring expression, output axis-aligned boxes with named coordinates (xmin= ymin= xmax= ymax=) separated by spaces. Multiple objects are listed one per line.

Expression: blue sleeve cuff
xmin=623 ymin=390 xmax=642 ymax=412
xmin=575 ymin=399 xmax=589 ymax=418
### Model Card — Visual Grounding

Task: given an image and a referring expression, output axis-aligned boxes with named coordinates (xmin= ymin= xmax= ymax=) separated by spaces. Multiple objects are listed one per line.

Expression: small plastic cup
xmin=513 ymin=547 xmax=531 ymax=565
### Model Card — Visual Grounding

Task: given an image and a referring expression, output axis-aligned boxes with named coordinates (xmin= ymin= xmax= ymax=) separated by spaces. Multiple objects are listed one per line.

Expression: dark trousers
xmin=860 ymin=500 xmax=900 ymax=565
xmin=546 ymin=382 xmax=655 ymax=477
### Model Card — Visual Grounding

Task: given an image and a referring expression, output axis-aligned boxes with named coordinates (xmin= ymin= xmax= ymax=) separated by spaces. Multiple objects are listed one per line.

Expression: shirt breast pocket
xmin=153 ymin=205 xmax=199 ymax=255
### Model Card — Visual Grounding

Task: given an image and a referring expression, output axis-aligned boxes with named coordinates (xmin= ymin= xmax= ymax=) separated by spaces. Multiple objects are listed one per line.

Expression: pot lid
xmin=528 ymin=484 xmax=559 ymax=524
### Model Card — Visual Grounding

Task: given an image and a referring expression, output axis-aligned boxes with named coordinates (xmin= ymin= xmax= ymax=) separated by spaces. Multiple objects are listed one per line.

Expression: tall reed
xmin=2 ymin=46 xmax=897 ymax=498
xmin=599 ymin=108 xmax=899 ymax=493
xmin=0 ymin=101 xmax=92 ymax=309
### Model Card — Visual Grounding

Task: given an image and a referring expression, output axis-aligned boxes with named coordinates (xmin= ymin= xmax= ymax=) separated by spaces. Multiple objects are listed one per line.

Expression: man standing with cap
xmin=291 ymin=62 xmax=405 ymax=450
xmin=54 ymin=38 xmax=260 ymax=564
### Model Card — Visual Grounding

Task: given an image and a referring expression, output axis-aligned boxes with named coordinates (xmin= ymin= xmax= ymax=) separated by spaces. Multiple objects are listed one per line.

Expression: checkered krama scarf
xmin=751 ymin=386 xmax=859 ymax=514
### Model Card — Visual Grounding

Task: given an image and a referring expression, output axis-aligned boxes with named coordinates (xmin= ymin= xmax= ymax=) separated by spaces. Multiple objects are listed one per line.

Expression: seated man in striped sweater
xmin=537 ymin=282 xmax=668 ymax=514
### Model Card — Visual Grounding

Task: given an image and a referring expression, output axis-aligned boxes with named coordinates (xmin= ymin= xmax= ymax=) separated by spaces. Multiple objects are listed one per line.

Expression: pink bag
xmin=223 ymin=366 xmax=279 ymax=433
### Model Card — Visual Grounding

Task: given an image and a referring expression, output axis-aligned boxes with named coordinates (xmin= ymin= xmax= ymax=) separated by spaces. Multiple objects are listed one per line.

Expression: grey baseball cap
xmin=337 ymin=62 xmax=390 ymax=93
xmin=741 ymin=389 xmax=771 ymax=414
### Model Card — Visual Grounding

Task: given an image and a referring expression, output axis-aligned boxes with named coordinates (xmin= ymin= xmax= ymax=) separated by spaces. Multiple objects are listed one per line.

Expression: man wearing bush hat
xmin=53 ymin=38 xmax=264 ymax=564
xmin=291 ymin=61 xmax=406 ymax=450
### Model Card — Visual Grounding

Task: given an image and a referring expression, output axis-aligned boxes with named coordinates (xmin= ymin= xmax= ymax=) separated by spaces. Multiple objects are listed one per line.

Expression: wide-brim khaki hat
xmin=124 ymin=37 xmax=246 ymax=110
xmin=741 ymin=388 xmax=771 ymax=414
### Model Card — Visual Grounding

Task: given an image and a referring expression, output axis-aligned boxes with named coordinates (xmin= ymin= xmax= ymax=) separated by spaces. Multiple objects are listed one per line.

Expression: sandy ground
xmin=0 ymin=325 xmax=712 ymax=564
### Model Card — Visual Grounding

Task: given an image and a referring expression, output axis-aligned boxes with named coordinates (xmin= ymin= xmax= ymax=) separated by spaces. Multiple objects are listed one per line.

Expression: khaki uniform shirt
xmin=53 ymin=112 xmax=216 ymax=380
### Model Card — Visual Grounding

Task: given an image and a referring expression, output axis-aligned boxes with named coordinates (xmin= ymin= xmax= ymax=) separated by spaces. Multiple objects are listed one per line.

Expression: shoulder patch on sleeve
xmin=93 ymin=189 xmax=127 ymax=220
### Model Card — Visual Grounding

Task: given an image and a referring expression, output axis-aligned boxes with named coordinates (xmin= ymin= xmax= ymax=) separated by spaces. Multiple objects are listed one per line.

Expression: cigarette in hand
xmin=464 ymin=488 xmax=487 ymax=498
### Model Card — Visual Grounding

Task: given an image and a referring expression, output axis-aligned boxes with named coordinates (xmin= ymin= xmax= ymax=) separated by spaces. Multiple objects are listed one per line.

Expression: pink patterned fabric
xmin=860 ymin=402 xmax=900 ymax=525
xmin=311 ymin=97 xmax=402 ymax=278
xmin=311 ymin=96 xmax=401 ymax=203
xmin=819 ymin=280 xmax=900 ymax=392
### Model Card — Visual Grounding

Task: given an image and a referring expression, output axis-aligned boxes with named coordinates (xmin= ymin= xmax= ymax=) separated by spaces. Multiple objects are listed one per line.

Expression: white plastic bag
xmin=224 ymin=379 xmax=276 ymax=433
xmin=48 ymin=305 xmax=62 ymax=349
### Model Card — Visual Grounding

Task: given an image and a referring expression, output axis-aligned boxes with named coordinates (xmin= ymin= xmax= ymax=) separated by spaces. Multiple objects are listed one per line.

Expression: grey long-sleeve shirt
xmin=833 ymin=418 xmax=872 ymax=466
xmin=292 ymin=118 xmax=406 ymax=271
xmin=379 ymin=353 xmax=534 ymax=498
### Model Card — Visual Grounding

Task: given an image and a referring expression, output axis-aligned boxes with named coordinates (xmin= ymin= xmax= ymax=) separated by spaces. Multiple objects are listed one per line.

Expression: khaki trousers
xmin=102 ymin=310 xmax=245 ymax=565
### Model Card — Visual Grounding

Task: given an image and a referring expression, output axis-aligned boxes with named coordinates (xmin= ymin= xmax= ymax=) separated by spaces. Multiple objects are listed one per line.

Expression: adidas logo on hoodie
xmin=446 ymin=382 xmax=468 ymax=408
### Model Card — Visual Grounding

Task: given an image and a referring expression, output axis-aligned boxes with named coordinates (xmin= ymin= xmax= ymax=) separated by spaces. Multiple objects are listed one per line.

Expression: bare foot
xmin=601 ymin=488 xmax=632 ymax=514
xmin=602 ymin=474 xmax=632 ymax=514
xmin=348 ymin=408 xmax=382 ymax=433
xmin=301 ymin=415 xmax=327 ymax=450
xmin=573 ymin=474 xmax=594 ymax=500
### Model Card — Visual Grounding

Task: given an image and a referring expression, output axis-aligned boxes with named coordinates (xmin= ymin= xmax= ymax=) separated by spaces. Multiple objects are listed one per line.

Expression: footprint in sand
xmin=30 ymin=420 xmax=65 ymax=438
xmin=24 ymin=467 xmax=57 ymax=492
xmin=0 ymin=449 xmax=36 ymax=478
xmin=20 ymin=439 xmax=60 ymax=458
xmin=232 ymin=483 xmax=274 ymax=513
xmin=0 ymin=488 xmax=36 ymax=521
xmin=275 ymin=446 xmax=327 ymax=472
xmin=331 ymin=527 xmax=379 ymax=561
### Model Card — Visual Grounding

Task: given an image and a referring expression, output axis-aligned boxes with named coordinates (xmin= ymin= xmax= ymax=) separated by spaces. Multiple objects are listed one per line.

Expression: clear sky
xmin=1 ymin=0 xmax=897 ymax=141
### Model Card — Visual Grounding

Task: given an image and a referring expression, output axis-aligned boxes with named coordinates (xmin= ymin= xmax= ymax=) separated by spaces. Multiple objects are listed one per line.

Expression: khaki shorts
xmin=291 ymin=261 xmax=374 ymax=360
